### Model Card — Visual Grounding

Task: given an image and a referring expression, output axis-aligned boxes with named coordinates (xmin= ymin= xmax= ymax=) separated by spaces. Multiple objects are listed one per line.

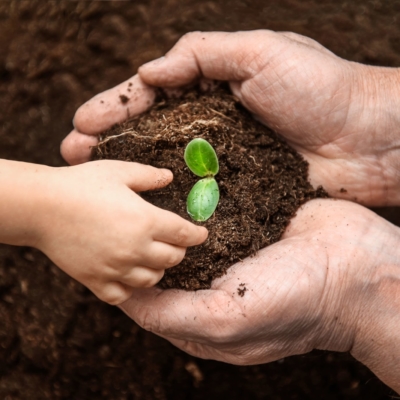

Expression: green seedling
xmin=184 ymin=138 xmax=220 ymax=222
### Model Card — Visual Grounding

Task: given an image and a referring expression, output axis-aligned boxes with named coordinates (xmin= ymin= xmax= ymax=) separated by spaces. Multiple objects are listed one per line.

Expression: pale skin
xmin=60 ymin=30 xmax=400 ymax=392
xmin=0 ymin=159 xmax=208 ymax=305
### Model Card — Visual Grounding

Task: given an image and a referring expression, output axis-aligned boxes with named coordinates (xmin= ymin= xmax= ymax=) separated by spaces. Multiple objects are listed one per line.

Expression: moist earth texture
xmin=1 ymin=1 xmax=399 ymax=399
xmin=93 ymin=87 xmax=327 ymax=290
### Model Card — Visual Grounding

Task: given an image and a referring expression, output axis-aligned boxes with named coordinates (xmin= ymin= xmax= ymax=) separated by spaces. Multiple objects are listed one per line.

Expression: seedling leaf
xmin=187 ymin=177 xmax=220 ymax=222
xmin=184 ymin=138 xmax=219 ymax=177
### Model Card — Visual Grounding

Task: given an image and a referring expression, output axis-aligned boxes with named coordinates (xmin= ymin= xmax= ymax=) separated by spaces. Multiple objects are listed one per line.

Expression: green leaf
xmin=187 ymin=177 xmax=220 ymax=222
xmin=184 ymin=138 xmax=219 ymax=177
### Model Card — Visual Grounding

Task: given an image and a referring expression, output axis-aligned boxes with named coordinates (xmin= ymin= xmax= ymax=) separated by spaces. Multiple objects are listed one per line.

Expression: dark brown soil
xmin=93 ymin=87 xmax=327 ymax=290
xmin=1 ymin=1 xmax=399 ymax=399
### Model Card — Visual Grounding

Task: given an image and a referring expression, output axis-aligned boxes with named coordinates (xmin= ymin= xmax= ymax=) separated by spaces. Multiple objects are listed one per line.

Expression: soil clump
xmin=93 ymin=87 xmax=327 ymax=290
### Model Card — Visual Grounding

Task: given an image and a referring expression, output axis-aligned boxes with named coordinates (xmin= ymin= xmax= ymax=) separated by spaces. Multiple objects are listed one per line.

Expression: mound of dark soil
xmin=93 ymin=87 xmax=327 ymax=290
xmin=1 ymin=2 xmax=397 ymax=398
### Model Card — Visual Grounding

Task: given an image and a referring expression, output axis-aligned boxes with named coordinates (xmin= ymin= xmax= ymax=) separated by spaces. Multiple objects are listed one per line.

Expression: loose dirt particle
xmin=93 ymin=86 xmax=327 ymax=290
xmin=237 ymin=283 xmax=247 ymax=297
xmin=119 ymin=94 xmax=129 ymax=104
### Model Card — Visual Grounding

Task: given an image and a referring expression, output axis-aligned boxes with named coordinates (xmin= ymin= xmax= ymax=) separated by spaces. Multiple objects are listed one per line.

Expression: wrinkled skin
xmin=63 ymin=30 xmax=400 ymax=206
xmin=61 ymin=30 xmax=400 ymax=392
xmin=120 ymin=199 xmax=400 ymax=393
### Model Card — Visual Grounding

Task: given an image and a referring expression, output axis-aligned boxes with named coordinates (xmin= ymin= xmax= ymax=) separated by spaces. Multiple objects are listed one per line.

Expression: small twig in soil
xmin=97 ymin=129 xmax=157 ymax=146
xmin=207 ymin=107 xmax=236 ymax=123
xmin=179 ymin=118 xmax=220 ymax=133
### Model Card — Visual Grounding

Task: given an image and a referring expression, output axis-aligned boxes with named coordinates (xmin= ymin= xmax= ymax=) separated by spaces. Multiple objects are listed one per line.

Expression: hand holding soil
xmin=120 ymin=199 xmax=400 ymax=392
xmin=0 ymin=159 xmax=207 ymax=305
xmin=62 ymin=30 xmax=400 ymax=208
xmin=59 ymin=29 xmax=400 ymax=393
xmin=137 ymin=31 xmax=400 ymax=207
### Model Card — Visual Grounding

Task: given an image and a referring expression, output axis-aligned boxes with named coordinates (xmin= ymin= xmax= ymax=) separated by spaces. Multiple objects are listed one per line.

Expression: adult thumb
xmin=138 ymin=31 xmax=259 ymax=87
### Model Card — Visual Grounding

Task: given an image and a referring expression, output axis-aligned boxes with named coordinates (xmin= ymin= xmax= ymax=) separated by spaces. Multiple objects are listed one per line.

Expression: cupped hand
xmin=36 ymin=160 xmax=208 ymax=305
xmin=61 ymin=31 xmax=400 ymax=206
xmin=60 ymin=74 xmax=156 ymax=165
xmin=119 ymin=199 xmax=400 ymax=391
xmin=135 ymin=31 xmax=399 ymax=206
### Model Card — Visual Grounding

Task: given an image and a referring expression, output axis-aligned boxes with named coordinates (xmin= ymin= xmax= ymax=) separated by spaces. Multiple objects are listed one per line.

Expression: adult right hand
xmin=120 ymin=199 xmax=400 ymax=393
xmin=138 ymin=30 xmax=400 ymax=207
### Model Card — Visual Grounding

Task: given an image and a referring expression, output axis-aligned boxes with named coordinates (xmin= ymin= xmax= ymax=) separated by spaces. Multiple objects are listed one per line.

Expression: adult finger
xmin=61 ymin=129 xmax=99 ymax=165
xmin=164 ymin=337 xmax=250 ymax=364
xmin=73 ymin=74 xmax=156 ymax=135
xmin=279 ymin=31 xmax=334 ymax=54
xmin=164 ymin=337 xmax=225 ymax=360
xmin=119 ymin=238 xmax=321 ymax=340
xmin=165 ymin=336 xmax=289 ymax=365
xmin=138 ymin=30 xmax=283 ymax=87
xmin=119 ymin=287 xmax=244 ymax=343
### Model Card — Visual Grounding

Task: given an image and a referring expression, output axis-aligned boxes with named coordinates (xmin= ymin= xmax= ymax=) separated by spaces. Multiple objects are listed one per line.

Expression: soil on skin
xmin=1 ymin=1 xmax=399 ymax=399
xmin=93 ymin=87 xmax=327 ymax=290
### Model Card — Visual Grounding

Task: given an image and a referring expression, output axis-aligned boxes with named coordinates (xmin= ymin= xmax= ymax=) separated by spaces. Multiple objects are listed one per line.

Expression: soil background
xmin=0 ymin=1 xmax=399 ymax=399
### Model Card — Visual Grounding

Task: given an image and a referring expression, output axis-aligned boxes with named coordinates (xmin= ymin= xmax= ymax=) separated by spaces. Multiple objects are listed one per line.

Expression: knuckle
xmin=114 ymin=244 xmax=142 ymax=265
xmin=138 ymin=270 xmax=164 ymax=288
xmin=179 ymin=31 xmax=202 ymax=46
xmin=111 ymin=247 xmax=130 ymax=264
xmin=97 ymin=289 xmax=129 ymax=306
xmin=280 ymin=31 xmax=300 ymax=40
xmin=175 ymin=225 xmax=190 ymax=244
xmin=165 ymin=249 xmax=185 ymax=268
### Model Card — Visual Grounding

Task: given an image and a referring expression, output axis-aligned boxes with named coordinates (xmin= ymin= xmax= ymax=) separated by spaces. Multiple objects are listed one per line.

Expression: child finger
xmin=142 ymin=242 xmax=186 ymax=270
xmin=152 ymin=208 xmax=209 ymax=247
xmin=93 ymin=281 xmax=135 ymax=306
xmin=104 ymin=160 xmax=173 ymax=192
xmin=120 ymin=266 xmax=165 ymax=288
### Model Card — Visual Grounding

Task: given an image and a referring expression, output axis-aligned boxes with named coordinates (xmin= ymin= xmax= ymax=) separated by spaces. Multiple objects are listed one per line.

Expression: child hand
xmin=35 ymin=160 xmax=208 ymax=305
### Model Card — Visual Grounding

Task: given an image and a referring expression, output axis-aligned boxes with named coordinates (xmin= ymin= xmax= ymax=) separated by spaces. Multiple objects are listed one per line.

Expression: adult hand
xmin=136 ymin=31 xmax=400 ymax=207
xmin=120 ymin=199 xmax=400 ymax=392
xmin=62 ymin=30 xmax=400 ymax=205
xmin=61 ymin=74 xmax=156 ymax=165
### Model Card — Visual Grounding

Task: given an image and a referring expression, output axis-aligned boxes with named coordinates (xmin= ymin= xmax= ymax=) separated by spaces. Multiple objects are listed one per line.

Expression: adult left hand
xmin=60 ymin=75 xmax=156 ymax=165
